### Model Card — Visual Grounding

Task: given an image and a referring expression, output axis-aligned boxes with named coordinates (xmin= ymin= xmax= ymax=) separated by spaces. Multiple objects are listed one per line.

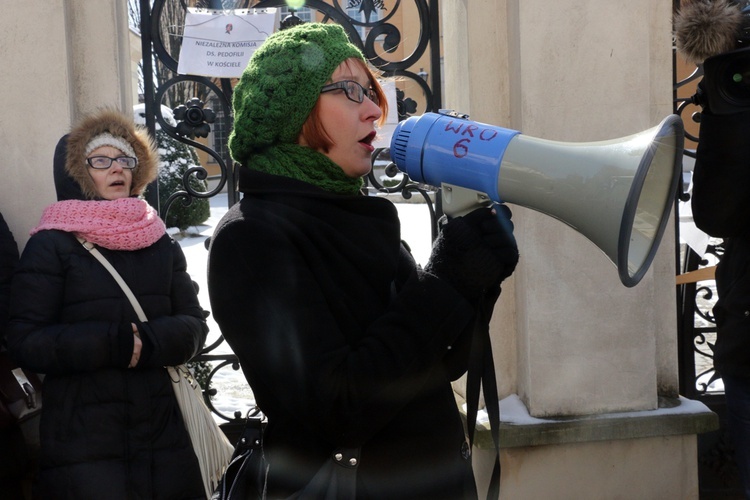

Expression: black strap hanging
xmin=465 ymin=286 xmax=502 ymax=500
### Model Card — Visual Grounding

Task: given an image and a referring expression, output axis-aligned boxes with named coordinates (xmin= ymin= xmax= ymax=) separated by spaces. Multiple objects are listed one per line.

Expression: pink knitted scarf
xmin=32 ymin=198 xmax=166 ymax=251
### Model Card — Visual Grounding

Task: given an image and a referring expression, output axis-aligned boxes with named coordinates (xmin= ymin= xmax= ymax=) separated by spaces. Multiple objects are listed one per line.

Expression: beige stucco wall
xmin=443 ymin=0 xmax=679 ymax=416
xmin=442 ymin=0 xmax=697 ymax=497
xmin=0 ymin=0 xmax=132 ymax=250
xmin=474 ymin=435 xmax=698 ymax=499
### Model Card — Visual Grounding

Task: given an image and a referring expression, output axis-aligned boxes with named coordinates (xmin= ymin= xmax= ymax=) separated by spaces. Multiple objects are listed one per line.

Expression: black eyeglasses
xmin=320 ymin=80 xmax=379 ymax=105
xmin=86 ymin=156 xmax=138 ymax=170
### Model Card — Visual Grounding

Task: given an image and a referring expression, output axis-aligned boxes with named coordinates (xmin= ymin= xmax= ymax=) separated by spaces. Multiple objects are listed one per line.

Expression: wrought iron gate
xmin=137 ymin=0 xmax=442 ymax=434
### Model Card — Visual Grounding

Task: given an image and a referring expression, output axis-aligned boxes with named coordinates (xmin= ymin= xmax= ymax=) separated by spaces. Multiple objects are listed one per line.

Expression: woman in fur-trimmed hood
xmin=7 ymin=108 xmax=209 ymax=499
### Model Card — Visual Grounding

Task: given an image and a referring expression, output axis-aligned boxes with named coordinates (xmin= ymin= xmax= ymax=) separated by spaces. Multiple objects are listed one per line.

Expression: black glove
xmin=424 ymin=205 xmax=519 ymax=302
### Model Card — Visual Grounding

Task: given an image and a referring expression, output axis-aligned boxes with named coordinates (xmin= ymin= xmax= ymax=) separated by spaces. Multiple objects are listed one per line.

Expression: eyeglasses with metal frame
xmin=86 ymin=156 xmax=138 ymax=170
xmin=320 ymin=80 xmax=379 ymax=105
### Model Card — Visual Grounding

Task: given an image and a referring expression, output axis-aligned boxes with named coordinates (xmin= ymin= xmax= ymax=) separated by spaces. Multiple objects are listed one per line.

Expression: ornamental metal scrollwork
xmin=173 ymin=98 xmax=216 ymax=139
xmin=346 ymin=0 xmax=386 ymax=20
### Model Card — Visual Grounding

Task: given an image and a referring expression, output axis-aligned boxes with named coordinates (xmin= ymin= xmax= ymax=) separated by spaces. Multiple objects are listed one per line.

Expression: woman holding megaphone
xmin=207 ymin=22 xmax=518 ymax=499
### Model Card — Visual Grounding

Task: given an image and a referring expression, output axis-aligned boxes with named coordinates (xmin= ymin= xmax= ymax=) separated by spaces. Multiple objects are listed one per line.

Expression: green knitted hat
xmin=229 ymin=23 xmax=365 ymax=164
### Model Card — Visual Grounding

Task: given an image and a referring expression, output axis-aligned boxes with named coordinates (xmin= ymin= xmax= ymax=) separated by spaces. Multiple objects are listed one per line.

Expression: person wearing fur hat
xmin=677 ymin=1 xmax=750 ymax=497
xmin=208 ymin=22 xmax=518 ymax=499
xmin=6 ymin=109 xmax=209 ymax=499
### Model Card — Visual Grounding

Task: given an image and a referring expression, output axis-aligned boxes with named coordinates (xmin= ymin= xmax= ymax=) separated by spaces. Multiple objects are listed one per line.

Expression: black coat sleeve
xmin=136 ymin=240 xmax=209 ymax=368
xmin=0 ymin=212 xmax=19 ymax=344
xmin=7 ymin=232 xmax=129 ymax=374
xmin=692 ymin=110 xmax=750 ymax=237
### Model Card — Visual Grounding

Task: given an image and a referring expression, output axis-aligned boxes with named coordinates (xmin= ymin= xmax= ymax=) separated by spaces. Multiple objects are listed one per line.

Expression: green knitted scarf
xmin=245 ymin=144 xmax=364 ymax=196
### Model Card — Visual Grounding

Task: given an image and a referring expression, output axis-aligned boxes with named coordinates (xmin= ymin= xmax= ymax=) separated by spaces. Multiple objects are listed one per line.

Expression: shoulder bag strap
xmin=76 ymin=236 xmax=148 ymax=322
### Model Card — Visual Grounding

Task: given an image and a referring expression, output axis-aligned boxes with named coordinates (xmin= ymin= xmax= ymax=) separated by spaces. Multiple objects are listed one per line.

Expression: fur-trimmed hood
xmin=54 ymin=109 xmax=158 ymax=201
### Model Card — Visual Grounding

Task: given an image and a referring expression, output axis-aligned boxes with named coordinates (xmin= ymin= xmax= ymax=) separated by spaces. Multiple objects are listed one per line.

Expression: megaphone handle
xmin=441 ymin=184 xmax=494 ymax=218
xmin=441 ymin=185 xmax=515 ymax=242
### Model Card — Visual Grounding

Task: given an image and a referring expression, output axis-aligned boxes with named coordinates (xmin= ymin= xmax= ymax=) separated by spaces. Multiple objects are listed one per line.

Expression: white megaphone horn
xmin=389 ymin=110 xmax=684 ymax=288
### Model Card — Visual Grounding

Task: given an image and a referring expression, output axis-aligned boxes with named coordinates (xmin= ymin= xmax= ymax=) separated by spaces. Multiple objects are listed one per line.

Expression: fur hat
xmin=58 ymin=108 xmax=158 ymax=201
xmin=228 ymin=23 xmax=364 ymax=165
xmin=674 ymin=0 xmax=744 ymax=64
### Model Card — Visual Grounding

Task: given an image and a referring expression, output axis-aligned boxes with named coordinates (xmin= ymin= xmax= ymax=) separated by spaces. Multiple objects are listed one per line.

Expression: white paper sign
xmin=372 ymin=80 xmax=399 ymax=150
xmin=177 ymin=8 xmax=278 ymax=78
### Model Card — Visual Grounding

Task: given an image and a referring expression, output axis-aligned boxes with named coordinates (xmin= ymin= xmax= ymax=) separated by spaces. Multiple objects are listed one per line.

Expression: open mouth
xmin=110 ymin=180 xmax=125 ymax=187
xmin=359 ymin=131 xmax=377 ymax=146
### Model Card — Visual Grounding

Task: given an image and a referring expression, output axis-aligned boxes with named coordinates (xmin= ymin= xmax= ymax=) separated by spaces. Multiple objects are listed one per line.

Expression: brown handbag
xmin=0 ymin=348 xmax=42 ymax=429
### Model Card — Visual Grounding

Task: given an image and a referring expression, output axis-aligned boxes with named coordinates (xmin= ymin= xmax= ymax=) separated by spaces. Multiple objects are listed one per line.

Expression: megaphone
xmin=389 ymin=110 xmax=684 ymax=288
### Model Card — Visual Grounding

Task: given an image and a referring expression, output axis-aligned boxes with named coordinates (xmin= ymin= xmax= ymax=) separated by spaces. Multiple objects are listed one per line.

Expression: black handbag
xmin=286 ymin=447 xmax=360 ymax=500
xmin=212 ymin=414 xmax=361 ymax=500
xmin=0 ymin=348 xmax=42 ymax=429
xmin=212 ymin=415 xmax=266 ymax=500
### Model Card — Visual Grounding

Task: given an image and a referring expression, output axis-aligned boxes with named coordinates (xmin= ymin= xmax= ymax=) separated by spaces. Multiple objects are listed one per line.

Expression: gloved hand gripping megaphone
xmin=389 ymin=110 xmax=684 ymax=287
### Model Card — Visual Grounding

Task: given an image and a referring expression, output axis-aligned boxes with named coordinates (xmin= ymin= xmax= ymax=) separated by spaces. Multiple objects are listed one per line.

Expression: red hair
xmin=299 ymin=58 xmax=388 ymax=153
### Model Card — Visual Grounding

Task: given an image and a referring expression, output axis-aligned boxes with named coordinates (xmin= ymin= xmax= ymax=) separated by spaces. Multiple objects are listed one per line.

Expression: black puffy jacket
xmin=8 ymin=231 xmax=208 ymax=499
